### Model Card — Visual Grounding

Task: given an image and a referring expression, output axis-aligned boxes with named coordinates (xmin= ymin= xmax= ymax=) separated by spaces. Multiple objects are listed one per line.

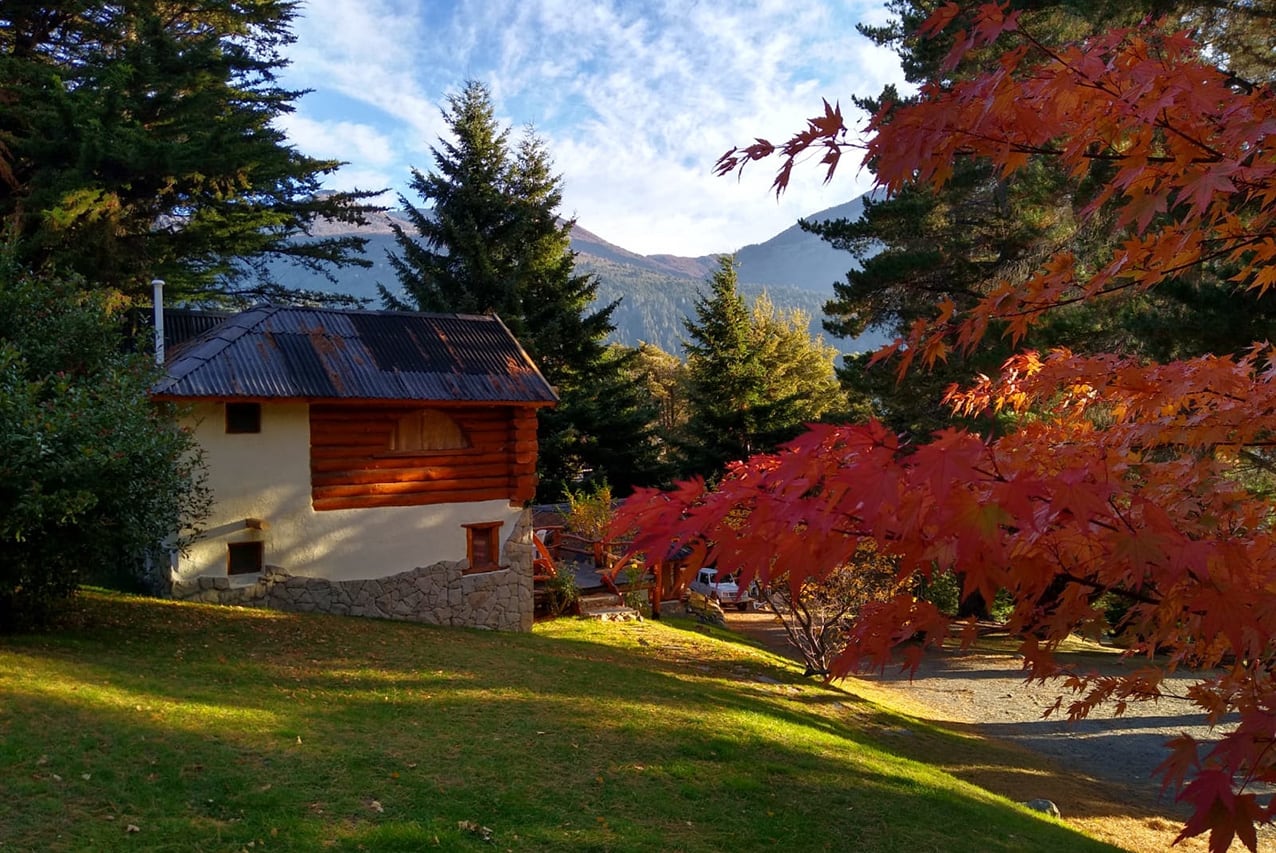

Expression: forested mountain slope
xmin=263 ymin=196 xmax=888 ymax=355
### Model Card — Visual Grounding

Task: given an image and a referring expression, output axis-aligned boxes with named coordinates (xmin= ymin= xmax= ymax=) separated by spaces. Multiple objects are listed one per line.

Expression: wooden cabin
xmin=151 ymin=306 xmax=557 ymax=631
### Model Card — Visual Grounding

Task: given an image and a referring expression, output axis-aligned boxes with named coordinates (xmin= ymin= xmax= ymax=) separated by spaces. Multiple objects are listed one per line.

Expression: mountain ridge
xmin=268 ymin=193 xmax=887 ymax=355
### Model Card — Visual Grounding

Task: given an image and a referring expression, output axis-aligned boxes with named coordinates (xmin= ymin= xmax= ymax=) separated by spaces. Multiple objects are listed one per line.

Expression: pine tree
xmin=809 ymin=0 xmax=1276 ymax=439
xmin=681 ymin=259 xmax=848 ymax=477
xmin=0 ymin=1 xmax=379 ymax=300
xmin=507 ymin=132 xmax=617 ymax=381
xmin=383 ymin=83 xmax=516 ymax=317
xmin=386 ymin=81 xmax=663 ymax=498
xmin=537 ymin=345 xmax=668 ymax=499
xmin=680 ymin=258 xmax=774 ymax=475
xmin=385 ymin=82 xmax=617 ymax=374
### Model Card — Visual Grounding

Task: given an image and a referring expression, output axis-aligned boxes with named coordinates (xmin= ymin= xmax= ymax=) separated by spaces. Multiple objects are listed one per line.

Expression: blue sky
xmin=276 ymin=0 xmax=906 ymax=257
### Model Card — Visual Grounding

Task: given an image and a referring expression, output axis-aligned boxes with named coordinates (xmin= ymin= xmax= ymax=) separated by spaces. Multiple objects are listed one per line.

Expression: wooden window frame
xmin=227 ymin=541 xmax=264 ymax=575
xmin=225 ymin=402 xmax=262 ymax=434
xmin=462 ymin=521 xmax=504 ymax=574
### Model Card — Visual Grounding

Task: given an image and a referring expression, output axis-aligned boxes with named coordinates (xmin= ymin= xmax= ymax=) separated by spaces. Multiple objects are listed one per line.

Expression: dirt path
xmin=722 ymin=610 xmax=1265 ymax=853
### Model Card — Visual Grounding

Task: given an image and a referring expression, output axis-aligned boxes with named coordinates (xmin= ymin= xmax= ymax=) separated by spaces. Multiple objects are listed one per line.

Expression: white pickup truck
xmin=686 ymin=567 xmax=755 ymax=611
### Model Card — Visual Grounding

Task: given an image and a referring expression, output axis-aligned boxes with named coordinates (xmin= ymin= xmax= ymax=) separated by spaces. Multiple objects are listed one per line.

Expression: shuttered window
xmin=388 ymin=409 xmax=467 ymax=453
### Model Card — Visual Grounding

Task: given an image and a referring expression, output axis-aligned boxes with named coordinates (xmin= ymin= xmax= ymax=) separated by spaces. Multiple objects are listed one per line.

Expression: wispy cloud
xmin=280 ymin=0 xmax=905 ymax=255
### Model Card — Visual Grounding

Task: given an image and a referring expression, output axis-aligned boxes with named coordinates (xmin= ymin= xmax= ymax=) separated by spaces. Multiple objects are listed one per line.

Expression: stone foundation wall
xmin=170 ymin=511 xmax=535 ymax=631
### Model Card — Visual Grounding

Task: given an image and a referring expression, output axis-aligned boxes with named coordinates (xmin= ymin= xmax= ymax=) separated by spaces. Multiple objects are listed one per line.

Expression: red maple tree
xmin=618 ymin=4 xmax=1276 ymax=850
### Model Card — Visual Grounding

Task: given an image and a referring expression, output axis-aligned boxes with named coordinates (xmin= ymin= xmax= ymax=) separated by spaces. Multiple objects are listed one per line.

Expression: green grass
xmin=0 ymin=592 xmax=1121 ymax=852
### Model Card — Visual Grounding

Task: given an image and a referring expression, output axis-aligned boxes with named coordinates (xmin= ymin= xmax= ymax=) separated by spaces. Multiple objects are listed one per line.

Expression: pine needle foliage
xmin=0 ymin=1 xmax=381 ymax=301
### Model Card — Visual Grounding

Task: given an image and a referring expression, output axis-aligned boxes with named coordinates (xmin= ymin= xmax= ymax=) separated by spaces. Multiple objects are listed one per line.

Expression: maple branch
xmin=949 ymin=232 xmax=1270 ymax=334
xmin=1221 ymin=70 xmax=1258 ymax=96
xmin=1235 ymin=736 xmax=1276 ymax=795
xmin=1056 ymin=571 xmax=1162 ymax=607
xmin=946 ymin=138 xmax=1227 ymax=168
xmin=1239 ymin=448 xmax=1276 ymax=478
xmin=1014 ymin=19 xmax=1232 ymax=166
xmin=1154 ymin=107 xmax=1228 ymax=166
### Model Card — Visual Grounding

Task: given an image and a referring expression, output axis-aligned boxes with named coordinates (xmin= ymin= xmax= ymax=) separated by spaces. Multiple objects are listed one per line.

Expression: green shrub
xmin=916 ymin=569 xmax=1014 ymax=622
xmin=917 ymin=569 xmax=962 ymax=615
xmin=544 ymin=563 xmax=581 ymax=616
xmin=0 ymin=268 xmax=209 ymax=629
xmin=563 ymin=481 xmax=614 ymax=541
xmin=621 ymin=564 xmax=651 ymax=616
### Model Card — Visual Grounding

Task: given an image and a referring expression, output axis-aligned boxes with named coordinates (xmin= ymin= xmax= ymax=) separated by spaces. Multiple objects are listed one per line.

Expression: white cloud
xmin=275 ymin=114 xmax=398 ymax=169
xmin=279 ymin=0 xmax=905 ymax=255
xmin=284 ymin=0 xmax=443 ymax=142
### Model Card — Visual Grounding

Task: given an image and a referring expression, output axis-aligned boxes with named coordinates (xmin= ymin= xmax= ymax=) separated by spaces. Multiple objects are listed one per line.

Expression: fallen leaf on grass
xmin=457 ymin=820 xmax=494 ymax=843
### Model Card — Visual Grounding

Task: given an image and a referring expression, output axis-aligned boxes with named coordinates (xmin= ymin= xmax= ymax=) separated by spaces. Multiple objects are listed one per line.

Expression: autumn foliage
xmin=620 ymin=4 xmax=1276 ymax=850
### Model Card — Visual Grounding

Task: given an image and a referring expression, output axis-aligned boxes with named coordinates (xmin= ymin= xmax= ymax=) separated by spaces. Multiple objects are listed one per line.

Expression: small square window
xmin=228 ymin=541 xmax=264 ymax=575
xmin=463 ymin=522 xmax=503 ymax=574
xmin=226 ymin=403 xmax=261 ymax=434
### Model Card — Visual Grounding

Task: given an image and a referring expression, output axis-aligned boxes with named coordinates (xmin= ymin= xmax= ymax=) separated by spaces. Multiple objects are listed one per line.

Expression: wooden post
xmin=650 ymin=575 xmax=660 ymax=619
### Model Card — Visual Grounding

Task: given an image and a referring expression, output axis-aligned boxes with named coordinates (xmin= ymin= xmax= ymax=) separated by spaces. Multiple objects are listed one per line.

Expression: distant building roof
xmin=151 ymin=306 xmax=558 ymax=405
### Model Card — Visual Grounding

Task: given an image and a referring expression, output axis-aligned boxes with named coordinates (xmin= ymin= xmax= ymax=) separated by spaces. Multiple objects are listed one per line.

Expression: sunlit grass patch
xmin=0 ymin=591 xmax=1122 ymax=852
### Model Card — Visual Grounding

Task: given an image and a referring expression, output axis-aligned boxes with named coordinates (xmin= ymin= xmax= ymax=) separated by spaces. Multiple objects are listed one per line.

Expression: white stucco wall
xmin=175 ymin=401 xmax=525 ymax=585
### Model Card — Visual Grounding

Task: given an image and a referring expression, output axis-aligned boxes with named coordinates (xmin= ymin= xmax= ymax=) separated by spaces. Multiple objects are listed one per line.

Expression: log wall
xmin=310 ymin=404 xmax=539 ymax=511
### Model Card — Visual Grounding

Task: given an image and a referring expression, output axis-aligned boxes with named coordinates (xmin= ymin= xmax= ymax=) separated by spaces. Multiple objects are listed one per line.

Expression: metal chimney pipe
xmin=151 ymin=279 xmax=165 ymax=366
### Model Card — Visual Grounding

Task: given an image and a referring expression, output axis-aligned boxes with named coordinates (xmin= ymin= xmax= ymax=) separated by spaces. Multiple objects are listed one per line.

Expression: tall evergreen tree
xmin=679 ymin=258 xmax=794 ymax=475
xmin=507 ymin=132 xmax=617 ymax=381
xmin=811 ymin=0 xmax=1276 ymax=438
xmin=0 ymin=1 xmax=379 ymax=300
xmin=537 ymin=345 xmax=668 ymax=499
xmin=385 ymin=81 xmax=663 ymax=498
xmin=681 ymin=260 xmax=848 ymax=478
xmin=383 ymin=84 xmax=516 ymax=318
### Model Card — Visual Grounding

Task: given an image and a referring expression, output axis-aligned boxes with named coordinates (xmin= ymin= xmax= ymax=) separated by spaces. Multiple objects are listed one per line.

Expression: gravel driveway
xmin=857 ymin=646 xmax=1212 ymax=815
xmin=724 ymin=610 xmax=1274 ymax=849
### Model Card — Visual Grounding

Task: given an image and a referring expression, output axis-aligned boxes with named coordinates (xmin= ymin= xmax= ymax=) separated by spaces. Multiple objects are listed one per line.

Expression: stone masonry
xmin=170 ymin=512 xmax=536 ymax=631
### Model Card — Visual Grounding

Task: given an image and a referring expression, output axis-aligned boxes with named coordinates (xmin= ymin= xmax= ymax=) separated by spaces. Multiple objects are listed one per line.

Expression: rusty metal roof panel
xmin=152 ymin=306 xmax=557 ymax=405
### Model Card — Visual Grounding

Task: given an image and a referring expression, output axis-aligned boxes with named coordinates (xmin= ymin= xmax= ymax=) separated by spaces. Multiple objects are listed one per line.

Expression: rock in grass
xmin=1021 ymin=799 xmax=1061 ymax=818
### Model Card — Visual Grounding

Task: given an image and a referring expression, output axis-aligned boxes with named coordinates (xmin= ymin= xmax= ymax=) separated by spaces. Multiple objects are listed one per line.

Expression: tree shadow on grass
xmin=0 ymin=666 xmax=1119 ymax=853
xmin=0 ymin=591 xmax=1130 ymax=853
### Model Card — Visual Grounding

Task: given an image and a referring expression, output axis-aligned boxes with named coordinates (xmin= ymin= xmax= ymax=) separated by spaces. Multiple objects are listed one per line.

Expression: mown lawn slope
xmin=0 ymin=592 xmax=1120 ymax=852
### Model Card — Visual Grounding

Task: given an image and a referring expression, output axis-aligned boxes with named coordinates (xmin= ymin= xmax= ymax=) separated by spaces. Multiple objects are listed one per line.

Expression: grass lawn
xmin=0 ymin=591 xmax=1123 ymax=852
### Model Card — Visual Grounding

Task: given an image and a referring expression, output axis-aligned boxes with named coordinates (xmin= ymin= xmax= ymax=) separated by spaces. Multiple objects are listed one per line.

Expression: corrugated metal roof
xmin=162 ymin=308 xmax=234 ymax=352
xmin=122 ymin=307 xmax=233 ymax=356
xmin=151 ymin=306 xmax=558 ymax=405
